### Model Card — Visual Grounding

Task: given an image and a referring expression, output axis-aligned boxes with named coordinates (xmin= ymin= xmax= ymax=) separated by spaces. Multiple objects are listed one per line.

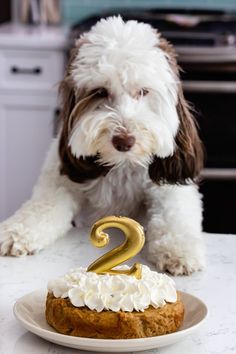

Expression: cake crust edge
xmin=45 ymin=292 xmax=184 ymax=339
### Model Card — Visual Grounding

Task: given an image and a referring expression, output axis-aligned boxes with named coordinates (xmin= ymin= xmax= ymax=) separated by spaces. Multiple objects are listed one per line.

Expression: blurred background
xmin=0 ymin=0 xmax=236 ymax=234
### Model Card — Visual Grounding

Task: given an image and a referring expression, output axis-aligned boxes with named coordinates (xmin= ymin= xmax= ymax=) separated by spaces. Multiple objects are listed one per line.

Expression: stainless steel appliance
xmin=72 ymin=9 xmax=236 ymax=233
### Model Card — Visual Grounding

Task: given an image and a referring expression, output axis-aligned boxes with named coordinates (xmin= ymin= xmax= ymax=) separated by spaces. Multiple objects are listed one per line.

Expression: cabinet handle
xmin=10 ymin=66 xmax=42 ymax=75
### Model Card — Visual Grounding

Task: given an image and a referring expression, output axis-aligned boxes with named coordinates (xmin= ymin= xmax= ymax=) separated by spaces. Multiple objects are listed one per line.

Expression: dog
xmin=0 ymin=16 xmax=205 ymax=275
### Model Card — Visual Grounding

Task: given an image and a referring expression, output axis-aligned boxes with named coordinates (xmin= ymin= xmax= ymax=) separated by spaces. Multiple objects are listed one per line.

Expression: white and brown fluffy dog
xmin=0 ymin=16 xmax=205 ymax=275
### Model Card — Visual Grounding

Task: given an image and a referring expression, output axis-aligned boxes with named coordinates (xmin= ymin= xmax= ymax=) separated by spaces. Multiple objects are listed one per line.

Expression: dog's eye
xmin=137 ymin=88 xmax=149 ymax=98
xmin=95 ymin=88 xmax=109 ymax=98
xmin=140 ymin=88 xmax=149 ymax=96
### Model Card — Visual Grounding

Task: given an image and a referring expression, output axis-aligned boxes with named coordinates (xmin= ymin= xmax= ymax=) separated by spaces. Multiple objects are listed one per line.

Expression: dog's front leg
xmin=0 ymin=140 xmax=80 ymax=256
xmin=145 ymin=184 xmax=205 ymax=275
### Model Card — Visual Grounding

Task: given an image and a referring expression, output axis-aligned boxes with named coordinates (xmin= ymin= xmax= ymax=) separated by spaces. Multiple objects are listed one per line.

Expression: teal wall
xmin=61 ymin=0 xmax=236 ymax=25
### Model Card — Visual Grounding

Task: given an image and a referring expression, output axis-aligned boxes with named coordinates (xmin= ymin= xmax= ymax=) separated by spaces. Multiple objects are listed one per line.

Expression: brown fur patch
xmin=58 ymin=49 xmax=111 ymax=183
xmin=148 ymin=37 xmax=203 ymax=185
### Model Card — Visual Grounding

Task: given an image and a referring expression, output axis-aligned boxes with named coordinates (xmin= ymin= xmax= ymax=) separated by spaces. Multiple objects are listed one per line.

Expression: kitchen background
xmin=61 ymin=0 xmax=236 ymax=25
xmin=0 ymin=0 xmax=236 ymax=233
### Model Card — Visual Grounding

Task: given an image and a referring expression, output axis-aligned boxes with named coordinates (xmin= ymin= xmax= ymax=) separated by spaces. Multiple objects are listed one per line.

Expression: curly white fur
xmin=0 ymin=17 xmax=205 ymax=275
xmin=70 ymin=17 xmax=179 ymax=166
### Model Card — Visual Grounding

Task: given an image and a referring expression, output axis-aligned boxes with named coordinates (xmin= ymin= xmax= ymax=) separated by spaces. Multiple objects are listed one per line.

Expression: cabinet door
xmin=0 ymin=93 xmax=57 ymax=221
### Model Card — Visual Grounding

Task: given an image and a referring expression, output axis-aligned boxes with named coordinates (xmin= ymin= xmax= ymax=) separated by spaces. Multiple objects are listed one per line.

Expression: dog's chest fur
xmin=77 ymin=164 xmax=149 ymax=224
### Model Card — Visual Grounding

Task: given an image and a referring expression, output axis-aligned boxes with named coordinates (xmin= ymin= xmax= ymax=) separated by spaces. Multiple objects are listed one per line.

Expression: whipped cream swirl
xmin=47 ymin=265 xmax=177 ymax=312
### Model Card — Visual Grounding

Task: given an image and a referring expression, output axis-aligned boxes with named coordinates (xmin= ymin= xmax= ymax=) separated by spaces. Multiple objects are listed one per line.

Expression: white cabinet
xmin=0 ymin=48 xmax=64 ymax=91
xmin=0 ymin=24 xmax=68 ymax=221
xmin=0 ymin=93 xmax=56 ymax=218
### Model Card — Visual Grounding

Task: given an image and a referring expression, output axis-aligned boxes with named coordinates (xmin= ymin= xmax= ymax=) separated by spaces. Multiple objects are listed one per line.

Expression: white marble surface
xmin=0 ymin=228 xmax=236 ymax=354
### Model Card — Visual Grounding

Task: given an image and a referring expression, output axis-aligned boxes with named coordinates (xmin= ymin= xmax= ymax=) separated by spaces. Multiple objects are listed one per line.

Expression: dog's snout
xmin=112 ymin=134 xmax=136 ymax=152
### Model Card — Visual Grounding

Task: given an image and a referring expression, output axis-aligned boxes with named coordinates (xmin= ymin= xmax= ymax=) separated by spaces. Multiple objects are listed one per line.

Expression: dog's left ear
xmin=149 ymin=37 xmax=203 ymax=185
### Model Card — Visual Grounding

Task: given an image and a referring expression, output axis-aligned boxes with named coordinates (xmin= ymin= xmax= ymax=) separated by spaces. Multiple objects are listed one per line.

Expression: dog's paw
xmin=0 ymin=224 xmax=36 ymax=256
xmin=155 ymin=254 xmax=203 ymax=276
xmin=147 ymin=238 xmax=205 ymax=276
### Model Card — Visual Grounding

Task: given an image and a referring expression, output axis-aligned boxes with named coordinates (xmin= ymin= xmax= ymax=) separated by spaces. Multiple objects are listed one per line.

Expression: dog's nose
xmin=112 ymin=135 xmax=136 ymax=152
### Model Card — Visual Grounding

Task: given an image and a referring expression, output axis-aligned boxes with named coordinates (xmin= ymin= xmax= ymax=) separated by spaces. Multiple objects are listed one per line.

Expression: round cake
xmin=45 ymin=265 xmax=184 ymax=339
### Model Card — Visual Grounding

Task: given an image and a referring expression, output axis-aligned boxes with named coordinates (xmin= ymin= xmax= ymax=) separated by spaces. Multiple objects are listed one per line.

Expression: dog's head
xmin=59 ymin=16 xmax=203 ymax=184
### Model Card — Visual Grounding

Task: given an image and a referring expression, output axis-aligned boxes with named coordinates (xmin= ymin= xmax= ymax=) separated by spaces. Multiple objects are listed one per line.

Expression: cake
xmin=45 ymin=265 xmax=184 ymax=339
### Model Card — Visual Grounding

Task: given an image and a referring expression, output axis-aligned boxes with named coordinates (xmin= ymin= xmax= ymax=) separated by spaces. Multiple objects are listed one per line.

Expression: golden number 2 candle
xmin=87 ymin=216 xmax=145 ymax=279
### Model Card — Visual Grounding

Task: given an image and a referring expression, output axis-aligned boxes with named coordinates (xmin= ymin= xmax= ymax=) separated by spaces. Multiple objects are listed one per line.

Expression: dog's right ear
xmin=58 ymin=47 xmax=111 ymax=183
xmin=58 ymin=47 xmax=77 ymax=179
xmin=58 ymin=48 xmax=78 ymax=127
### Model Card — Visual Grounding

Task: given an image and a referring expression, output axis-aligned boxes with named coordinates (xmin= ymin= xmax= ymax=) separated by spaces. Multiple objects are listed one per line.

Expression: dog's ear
xmin=58 ymin=48 xmax=111 ymax=183
xmin=148 ymin=37 xmax=203 ymax=185
xmin=59 ymin=147 xmax=111 ymax=183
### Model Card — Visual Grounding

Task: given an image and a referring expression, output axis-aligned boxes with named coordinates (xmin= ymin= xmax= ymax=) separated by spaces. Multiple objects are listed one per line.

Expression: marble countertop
xmin=1 ymin=228 xmax=236 ymax=354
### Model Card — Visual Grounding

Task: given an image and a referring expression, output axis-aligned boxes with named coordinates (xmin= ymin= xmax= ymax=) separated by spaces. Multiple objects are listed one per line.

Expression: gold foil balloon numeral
xmin=87 ymin=216 xmax=145 ymax=279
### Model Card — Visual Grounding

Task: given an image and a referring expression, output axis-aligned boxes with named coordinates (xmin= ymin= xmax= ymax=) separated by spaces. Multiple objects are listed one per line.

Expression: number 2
xmin=87 ymin=216 xmax=145 ymax=279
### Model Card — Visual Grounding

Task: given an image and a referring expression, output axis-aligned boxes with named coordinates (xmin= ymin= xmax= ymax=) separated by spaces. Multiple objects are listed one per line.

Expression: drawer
xmin=0 ymin=49 xmax=64 ymax=91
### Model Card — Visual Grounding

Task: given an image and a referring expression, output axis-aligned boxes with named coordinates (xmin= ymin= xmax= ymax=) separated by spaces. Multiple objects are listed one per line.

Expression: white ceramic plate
xmin=13 ymin=289 xmax=208 ymax=352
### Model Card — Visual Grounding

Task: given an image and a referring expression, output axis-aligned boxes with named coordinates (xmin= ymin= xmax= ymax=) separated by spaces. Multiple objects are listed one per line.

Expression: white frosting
xmin=47 ymin=265 xmax=177 ymax=312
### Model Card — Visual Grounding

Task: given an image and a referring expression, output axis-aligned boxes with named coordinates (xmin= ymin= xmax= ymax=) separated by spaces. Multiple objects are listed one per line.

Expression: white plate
xmin=13 ymin=289 xmax=208 ymax=352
